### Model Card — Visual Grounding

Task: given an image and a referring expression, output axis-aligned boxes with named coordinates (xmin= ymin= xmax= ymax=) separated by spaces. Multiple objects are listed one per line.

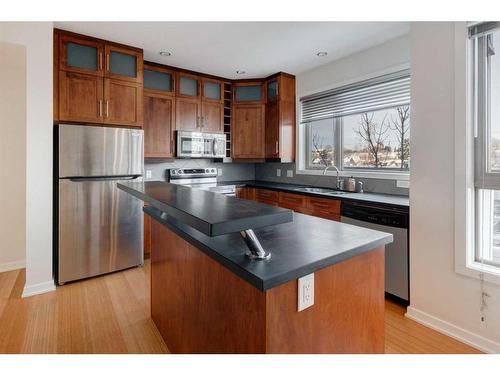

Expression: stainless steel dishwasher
xmin=341 ymin=201 xmax=409 ymax=304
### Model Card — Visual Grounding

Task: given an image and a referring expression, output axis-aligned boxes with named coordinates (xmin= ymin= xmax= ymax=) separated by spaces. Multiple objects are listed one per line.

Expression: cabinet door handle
xmin=105 ymin=100 xmax=109 ymax=118
xmin=275 ymin=140 xmax=278 ymax=154
xmin=99 ymin=53 xmax=103 ymax=71
xmin=98 ymin=100 xmax=103 ymax=117
xmin=201 ymin=116 xmax=205 ymax=128
xmin=106 ymin=54 xmax=110 ymax=72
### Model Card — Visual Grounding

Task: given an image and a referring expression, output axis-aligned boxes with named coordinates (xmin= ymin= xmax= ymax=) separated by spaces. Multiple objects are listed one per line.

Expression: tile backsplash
xmin=144 ymin=159 xmax=255 ymax=182
xmin=145 ymin=159 xmax=409 ymax=196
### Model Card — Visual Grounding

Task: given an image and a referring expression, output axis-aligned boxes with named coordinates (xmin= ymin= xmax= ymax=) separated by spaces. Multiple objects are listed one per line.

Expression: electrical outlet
xmin=146 ymin=170 xmax=152 ymax=179
xmin=217 ymin=168 xmax=222 ymax=176
xmin=298 ymin=273 xmax=314 ymax=311
xmin=276 ymin=169 xmax=281 ymax=177
xmin=286 ymin=170 xmax=293 ymax=178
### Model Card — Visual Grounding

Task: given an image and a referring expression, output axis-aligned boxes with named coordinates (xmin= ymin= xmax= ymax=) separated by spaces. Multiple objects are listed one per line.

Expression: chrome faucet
xmin=323 ymin=165 xmax=341 ymax=190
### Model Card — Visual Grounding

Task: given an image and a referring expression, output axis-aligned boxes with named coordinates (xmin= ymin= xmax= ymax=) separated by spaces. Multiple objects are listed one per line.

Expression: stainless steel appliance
xmin=168 ymin=168 xmax=236 ymax=196
xmin=176 ymin=131 xmax=226 ymax=158
xmin=341 ymin=201 xmax=409 ymax=304
xmin=56 ymin=124 xmax=144 ymax=285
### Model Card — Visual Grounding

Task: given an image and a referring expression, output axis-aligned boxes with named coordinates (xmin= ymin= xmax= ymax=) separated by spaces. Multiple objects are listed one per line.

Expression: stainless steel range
xmin=167 ymin=168 xmax=236 ymax=196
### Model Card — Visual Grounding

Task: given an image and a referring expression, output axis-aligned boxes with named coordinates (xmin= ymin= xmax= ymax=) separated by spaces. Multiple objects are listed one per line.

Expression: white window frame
xmin=455 ymin=22 xmax=500 ymax=285
xmin=296 ymin=64 xmax=411 ymax=181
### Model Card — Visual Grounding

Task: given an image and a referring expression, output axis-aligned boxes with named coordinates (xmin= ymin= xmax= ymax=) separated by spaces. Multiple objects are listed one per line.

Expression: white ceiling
xmin=55 ymin=22 xmax=410 ymax=79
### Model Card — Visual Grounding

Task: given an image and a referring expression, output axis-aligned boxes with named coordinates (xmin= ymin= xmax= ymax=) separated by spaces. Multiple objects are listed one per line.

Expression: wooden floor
xmin=0 ymin=261 xmax=481 ymax=354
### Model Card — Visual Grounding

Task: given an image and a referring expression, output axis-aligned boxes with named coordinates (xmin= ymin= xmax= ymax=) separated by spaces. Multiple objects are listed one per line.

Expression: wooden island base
xmin=150 ymin=218 xmax=385 ymax=354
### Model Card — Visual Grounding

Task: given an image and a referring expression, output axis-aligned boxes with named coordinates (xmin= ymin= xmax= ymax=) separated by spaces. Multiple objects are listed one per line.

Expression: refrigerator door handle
xmin=68 ymin=175 xmax=142 ymax=182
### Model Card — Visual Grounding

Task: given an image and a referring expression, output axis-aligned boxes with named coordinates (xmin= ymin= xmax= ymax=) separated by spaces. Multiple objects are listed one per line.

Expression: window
xmin=472 ymin=22 xmax=500 ymax=268
xmin=301 ymin=70 xmax=410 ymax=174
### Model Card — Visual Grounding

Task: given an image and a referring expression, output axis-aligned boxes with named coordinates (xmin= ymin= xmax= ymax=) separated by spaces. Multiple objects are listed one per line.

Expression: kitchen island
xmin=118 ymin=181 xmax=393 ymax=353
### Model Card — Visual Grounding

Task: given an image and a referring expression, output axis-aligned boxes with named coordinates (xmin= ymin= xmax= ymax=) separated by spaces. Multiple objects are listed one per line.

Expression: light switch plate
xmin=146 ymin=170 xmax=152 ymax=179
xmin=217 ymin=168 xmax=223 ymax=176
xmin=298 ymin=273 xmax=314 ymax=311
xmin=276 ymin=168 xmax=281 ymax=177
xmin=286 ymin=170 xmax=294 ymax=178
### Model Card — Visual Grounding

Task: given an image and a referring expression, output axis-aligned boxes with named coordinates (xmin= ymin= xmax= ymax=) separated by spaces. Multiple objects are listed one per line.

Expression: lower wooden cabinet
xmin=237 ymin=187 xmax=341 ymax=222
xmin=144 ymin=209 xmax=151 ymax=257
xmin=144 ymin=92 xmax=175 ymax=158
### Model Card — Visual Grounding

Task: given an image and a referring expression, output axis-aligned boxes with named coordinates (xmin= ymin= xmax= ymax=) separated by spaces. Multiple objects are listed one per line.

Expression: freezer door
xmin=58 ymin=124 xmax=144 ymax=178
xmin=58 ymin=177 xmax=143 ymax=284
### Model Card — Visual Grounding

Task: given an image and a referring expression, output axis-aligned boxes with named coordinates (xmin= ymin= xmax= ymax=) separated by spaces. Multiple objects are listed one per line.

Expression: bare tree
xmin=312 ymin=133 xmax=333 ymax=167
xmin=355 ymin=112 xmax=390 ymax=168
xmin=390 ymin=106 xmax=410 ymax=169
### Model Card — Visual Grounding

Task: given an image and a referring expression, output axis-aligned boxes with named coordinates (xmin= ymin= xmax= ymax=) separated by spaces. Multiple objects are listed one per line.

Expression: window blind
xmin=300 ymin=69 xmax=411 ymax=123
xmin=469 ymin=22 xmax=500 ymax=39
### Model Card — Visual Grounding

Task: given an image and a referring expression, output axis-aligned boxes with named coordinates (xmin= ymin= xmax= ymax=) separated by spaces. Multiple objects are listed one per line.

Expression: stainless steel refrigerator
xmin=56 ymin=124 xmax=144 ymax=285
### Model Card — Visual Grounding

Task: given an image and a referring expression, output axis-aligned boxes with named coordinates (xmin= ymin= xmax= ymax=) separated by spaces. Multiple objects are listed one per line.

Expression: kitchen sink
xmin=292 ymin=187 xmax=350 ymax=195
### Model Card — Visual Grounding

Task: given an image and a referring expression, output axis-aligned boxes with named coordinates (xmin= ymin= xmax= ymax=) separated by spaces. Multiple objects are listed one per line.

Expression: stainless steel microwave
xmin=176 ymin=131 xmax=226 ymax=158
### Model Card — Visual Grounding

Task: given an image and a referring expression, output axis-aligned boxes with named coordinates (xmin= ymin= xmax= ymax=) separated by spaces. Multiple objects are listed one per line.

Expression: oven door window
xmin=181 ymin=137 xmax=204 ymax=155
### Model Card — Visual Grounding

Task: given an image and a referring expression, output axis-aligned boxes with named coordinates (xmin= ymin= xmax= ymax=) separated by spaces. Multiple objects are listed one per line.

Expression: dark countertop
xmin=145 ymin=205 xmax=393 ymax=291
xmin=218 ymin=180 xmax=410 ymax=209
xmin=118 ymin=181 xmax=293 ymax=236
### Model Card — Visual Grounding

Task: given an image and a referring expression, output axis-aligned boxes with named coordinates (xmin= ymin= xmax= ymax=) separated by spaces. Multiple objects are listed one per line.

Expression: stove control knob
xmin=205 ymin=169 xmax=209 ymax=173
xmin=211 ymin=168 xmax=216 ymax=173
xmin=178 ymin=170 xmax=183 ymax=174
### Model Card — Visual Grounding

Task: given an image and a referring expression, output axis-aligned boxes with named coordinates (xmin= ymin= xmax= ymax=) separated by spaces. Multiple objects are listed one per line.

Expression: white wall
xmin=0 ymin=41 xmax=26 ymax=272
xmin=297 ymin=34 xmax=410 ymax=98
xmin=407 ymin=22 xmax=500 ymax=353
xmin=0 ymin=22 xmax=55 ymax=296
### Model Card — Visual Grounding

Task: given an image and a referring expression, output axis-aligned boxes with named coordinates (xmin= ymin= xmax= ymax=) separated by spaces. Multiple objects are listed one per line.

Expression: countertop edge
xmin=145 ymin=206 xmax=266 ymax=291
xmin=144 ymin=206 xmax=392 ymax=292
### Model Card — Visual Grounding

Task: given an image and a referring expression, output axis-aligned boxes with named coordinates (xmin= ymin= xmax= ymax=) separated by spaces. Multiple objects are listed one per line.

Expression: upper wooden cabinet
xmin=104 ymin=44 xmax=143 ymax=84
xmin=144 ymin=92 xmax=175 ymax=158
xmin=144 ymin=65 xmax=175 ymax=95
xmin=175 ymin=73 xmax=224 ymax=132
xmin=103 ymin=79 xmax=143 ymax=126
xmin=58 ymin=34 xmax=104 ymax=77
xmin=176 ymin=73 xmax=200 ymax=98
xmin=58 ymin=70 xmax=103 ymax=123
xmin=233 ymin=82 xmax=265 ymax=104
xmin=54 ymin=29 xmax=144 ymax=127
xmin=143 ymin=64 xmax=175 ymax=158
xmin=264 ymin=73 xmax=296 ymax=162
xmin=202 ymin=78 xmax=223 ymax=103
xmin=232 ymin=104 xmax=265 ymax=159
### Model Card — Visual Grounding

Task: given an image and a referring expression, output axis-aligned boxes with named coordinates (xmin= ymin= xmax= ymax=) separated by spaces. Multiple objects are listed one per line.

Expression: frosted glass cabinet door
xmin=105 ymin=45 xmax=143 ymax=83
xmin=235 ymin=85 xmax=263 ymax=102
xmin=179 ymin=76 xmax=199 ymax=97
xmin=144 ymin=69 xmax=173 ymax=93
xmin=59 ymin=35 xmax=104 ymax=76
xmin=110 ymin=51 xmax=137 ymax=78
xmin=267 ymin=80 xmax=279 ymax=101
xmin=203 ymin=81 xmax=222 ymax=101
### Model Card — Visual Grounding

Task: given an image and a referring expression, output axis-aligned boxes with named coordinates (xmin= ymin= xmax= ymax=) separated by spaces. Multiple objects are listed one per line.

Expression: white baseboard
xmin=0 ymin=260 xmax=26 ymax=273
xmin=22 ymin=279 xmax=56 ymax=298
xmin=406 ymin=306 xmax=500 ymax=354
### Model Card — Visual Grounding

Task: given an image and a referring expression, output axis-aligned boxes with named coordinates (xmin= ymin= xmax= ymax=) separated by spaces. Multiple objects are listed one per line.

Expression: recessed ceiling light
xmin=236 ymin=70 xmax=246 ymax=75
xmin=316 ymin=52 xmax=328 ymax=57
xmin=159 ymin=51 xmax=172 ymax=57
